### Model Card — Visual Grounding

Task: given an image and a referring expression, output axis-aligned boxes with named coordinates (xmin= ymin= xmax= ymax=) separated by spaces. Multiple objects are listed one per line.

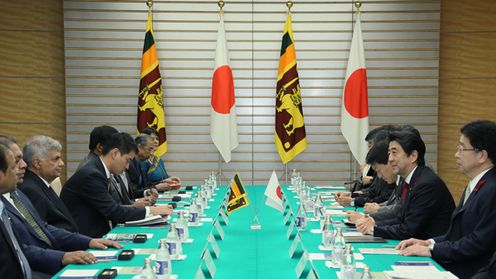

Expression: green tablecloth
xmin=53 ymin=185 xmax=444 ymax=278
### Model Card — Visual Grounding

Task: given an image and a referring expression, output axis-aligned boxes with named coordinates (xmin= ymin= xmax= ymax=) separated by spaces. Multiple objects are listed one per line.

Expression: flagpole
xmin=348 ymin=0 xmax=363 ymax=185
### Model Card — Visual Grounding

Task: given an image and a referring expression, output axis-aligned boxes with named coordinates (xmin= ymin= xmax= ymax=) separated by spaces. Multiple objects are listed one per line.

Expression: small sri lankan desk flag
xmin=275 ymin=11 xmax=308 ymax=164
xmin=137 ymin=9 xmax=167 ymax=156
xmin=226 ymin=173 xmax=250 ymax=215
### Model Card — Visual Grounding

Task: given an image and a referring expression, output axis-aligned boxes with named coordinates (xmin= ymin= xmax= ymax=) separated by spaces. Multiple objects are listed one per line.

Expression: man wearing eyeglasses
xmin=396 ymin=120 xmax=496 ymax=279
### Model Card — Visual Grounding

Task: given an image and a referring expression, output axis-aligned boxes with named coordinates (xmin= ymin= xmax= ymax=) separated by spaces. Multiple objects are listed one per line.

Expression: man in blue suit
xmin=1 ymin=136 xmax=123 ymax=276
xmin=0 ymin=143 xmax=31 ymax=279
xmin=397 ymin=120 xmax=496 ymax=279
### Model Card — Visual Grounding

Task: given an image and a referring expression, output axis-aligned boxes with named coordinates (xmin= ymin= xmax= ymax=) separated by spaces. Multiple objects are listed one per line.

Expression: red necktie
xmin=401 ymin=181 xmax=409 ymax=203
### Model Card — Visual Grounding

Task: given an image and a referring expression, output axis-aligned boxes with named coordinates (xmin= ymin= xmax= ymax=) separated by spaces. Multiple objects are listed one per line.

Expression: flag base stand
xmin=250 ymin=215 xmax=262 ymax=230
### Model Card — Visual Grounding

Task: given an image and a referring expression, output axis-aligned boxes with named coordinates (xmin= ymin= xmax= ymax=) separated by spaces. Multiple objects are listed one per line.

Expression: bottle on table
xmin=175 ymin=211 xmax=189 ymax=241
xmin=295 ymin=201 xmax=307 ymax=231
xmin=166 ymin=224 xmax=182 ymax=258
xmin=132 ymin=257 xmax=156 ymax=279
xmin=155 ymin=239 xmax=171 ymax=279
xmin=291 ymin=169 xmax=298 ymax=188
xmin=360 ymin=265 xmax=372 ymax=279
xmin=332 ymin=227 xmax=346 ymax=266
xmin=321 ymin=215 xmax=334 ymax=248
xmin=340 ymin=243 xmax=355 ymax=279
xmin=188 ymin=199 xmax=200 ymax=225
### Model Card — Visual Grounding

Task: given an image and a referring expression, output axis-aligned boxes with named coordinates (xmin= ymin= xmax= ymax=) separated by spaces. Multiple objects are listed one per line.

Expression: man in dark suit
xmin=61 ymin=132 xmax=173 ymax=238
xmin=473 ymin=250 xmax=496 ymax=279
xmin=77 ymin=125 xmax=119 ymax=171
xmin=0 ymin=143 xmax=31 ymax=278
xmin=356 ymin=128 xmax=455 ymax=240
xmin=397 ymin=120 xmax=496 ymax=279
xmin=0 ymin=137 xmax=123 ymax=277
xmin=16 ymin=136 xmax=79 ymax=232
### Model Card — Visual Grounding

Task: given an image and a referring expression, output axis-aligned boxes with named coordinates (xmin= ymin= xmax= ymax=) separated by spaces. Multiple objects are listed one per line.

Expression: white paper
xmin=325 ymin=209 xmax=346 ymax=216
xmin=310 ymin=229 xmax=322 ymax=234
xmin=89 ymin=250 xmax=118 ymax=257
xmin=200 ymin=217 xmax=213 ymax=222
xmin=58 ymin=269 xmax=99 ymax=277
xmin=359 ymin=248 xmax=400 ymax=255
xmin=326 ymin=261 xmax=366 ymax=269
xmin=342 ymin=231 xmax=364 ymax=237
xmin=386 ymin=266 xmax=457 ymax=279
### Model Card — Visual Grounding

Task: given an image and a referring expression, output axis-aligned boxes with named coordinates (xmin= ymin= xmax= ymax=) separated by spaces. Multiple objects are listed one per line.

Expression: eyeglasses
xmin=456 ymin=145 xmax=479 ymax=153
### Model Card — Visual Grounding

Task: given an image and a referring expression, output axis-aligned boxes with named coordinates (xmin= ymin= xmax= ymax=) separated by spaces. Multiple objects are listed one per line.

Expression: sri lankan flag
xmin=226 ymin=173 xmax=250 ymax=215
xmin=137 ymin=10 xmax=167 ymax=156
xmin=274 ymin=12 xmax=307 ymax=164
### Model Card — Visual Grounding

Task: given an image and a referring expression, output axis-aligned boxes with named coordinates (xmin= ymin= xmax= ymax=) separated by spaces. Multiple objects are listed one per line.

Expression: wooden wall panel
xmin=438 ymin=0 xmax=496 ymax=203
xmin=0 ymin=0 xmax=67 ymax=188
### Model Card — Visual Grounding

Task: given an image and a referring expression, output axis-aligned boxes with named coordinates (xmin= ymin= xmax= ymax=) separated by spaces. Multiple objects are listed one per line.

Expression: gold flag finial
xmin=146 ymin=0 xmax=153 ymax=8
xmin=286 ymin=1 xmax=293 ymax=10
xmin=354 ymin=1 xmax=362 ymax=9
xmin=218 ymin=0 xmax=225 ymax=10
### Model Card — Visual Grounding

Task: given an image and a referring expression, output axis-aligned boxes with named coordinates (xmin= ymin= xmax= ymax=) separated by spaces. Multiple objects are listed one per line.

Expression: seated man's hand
xmin=89 ymin=238 xmax=122 ymax=250
xmin=145 ymin=188 xmax=159 ymax=198
xmin=150 ymin=204 xmax=174 ymax=216
xmin=362 ymin=175 xmax=373 ymax=185
xmin=345 ymin=210 xmax=364 ymax=223
xmin=399 ymin=244 xmax=432 ymax=257
xmin=396 ymin=238 xmax=430 ymax=250
xmin=336 ymin=195 xmax=353 ymax=206
xmin=133 ymin=197 xmax=153 ymax=208
xmin=165 ymin=176 xmax=181 ymax=184
xmin=363 ymin=202 xmax=380 ymax=214
xmin=356 ymin=215 xmax=375 ymax=235
xmin=155 ymin=182 xmax=172 ymax=192
xmin=62 ymin=251 xmax=96 ymax=265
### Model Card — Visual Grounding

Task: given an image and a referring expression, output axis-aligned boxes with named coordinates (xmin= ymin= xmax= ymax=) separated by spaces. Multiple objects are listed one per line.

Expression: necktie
xmin=401 ymin=181 xmax=410 ymax=203
xmin=462 ymin=185 xmax=471 ymax=205
xmin=10 ymin=192 xmax=52 ymax=246
xmin=1 ymin=207 xmax=32 ymax=278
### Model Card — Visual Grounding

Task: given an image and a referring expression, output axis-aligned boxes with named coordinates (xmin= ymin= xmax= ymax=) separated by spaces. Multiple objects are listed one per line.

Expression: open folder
xmin=123 ymin=215 xmax=168 ymax=226
xmin=344 ymin=236 xmax=387 ymax=243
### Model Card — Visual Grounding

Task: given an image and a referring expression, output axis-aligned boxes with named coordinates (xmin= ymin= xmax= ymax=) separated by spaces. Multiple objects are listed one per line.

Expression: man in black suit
xmin=0 ymin=143 xmax=31 ymax=278
xmin=356 ymin=128 xmax=455 ymax=240
xmin=61 ymin=132 xmax=173 ymax=238
xmin=15 ymin=136 xmax=79 ymax=232
xmin=1 ymin=136 xmax=123 ymax=277
xmin=77 ymin=125 xmax=119 ymax=171
xmin=397 ymin=120 xmax=496 ymax=279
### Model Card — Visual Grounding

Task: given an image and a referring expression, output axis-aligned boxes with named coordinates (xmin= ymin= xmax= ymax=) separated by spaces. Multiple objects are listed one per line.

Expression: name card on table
xmin=295 ymin=251 xmax=310 ymax=278
xmin=200 ymin=247 xmax=217 ymax=278
xmin=306 ymin=267 xmax=320 ymax=279
xmin=212 ymin=220 xmax=225 ymax=240
xmin=207 ymin=233 xmax=221 ymax=258
xmin=288 ymin=233 xmax=305 ymax=258
xmin=283 ymin=210 xmax=293 ymax=225
xmin=217 ymin=208 xmax=229 ymax=225
xmin=286 ymin=219 xmax=297 ymax=240
xmin=195 ymin=267 xmax=206 ymax=279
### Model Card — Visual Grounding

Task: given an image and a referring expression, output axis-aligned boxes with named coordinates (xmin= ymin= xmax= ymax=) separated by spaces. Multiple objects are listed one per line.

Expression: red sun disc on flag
xmin=344 ymin=68 xmax=369 ymax=119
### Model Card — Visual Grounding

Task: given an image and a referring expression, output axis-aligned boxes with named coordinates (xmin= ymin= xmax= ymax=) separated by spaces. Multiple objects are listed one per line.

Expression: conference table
xmin=54 ymin=184 xmax=446 ymax=279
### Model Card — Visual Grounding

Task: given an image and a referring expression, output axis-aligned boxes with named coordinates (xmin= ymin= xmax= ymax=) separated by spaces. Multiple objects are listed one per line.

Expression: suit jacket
xmin=127 ymin=158 xmax=151 ymax=198
xmin=18 ymin=169 xmax=79 ymax=233
xmin=432 ymin=167 xmax=496 ymax=279
xmin=0 ymin=206 xmax=25 ymax=279
xmin=353 ymin=177 xmax=395 ymax=207
xmin=2 ymin=190 xmax=91 ymax=275
xmin=374 ymin=165 xmax=455 ymax=240
xmin=109 ymin=174 xmax=133 ymax=206
xmin=60 ymin=157 xmax=146 ymax=238
xmin=472 ymin=249 xmax=496 ymax=279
